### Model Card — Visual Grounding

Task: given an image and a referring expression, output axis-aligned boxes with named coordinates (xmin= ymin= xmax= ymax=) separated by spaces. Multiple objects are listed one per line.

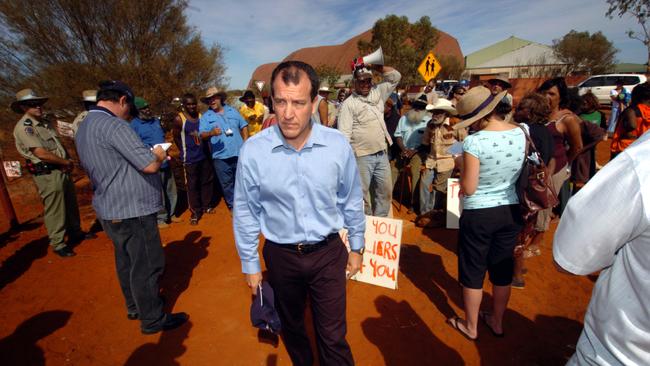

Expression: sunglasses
xmin=356 ymin=79 xmax=372 ymax=85
xmin=22 ymin=101 xmax=44 ymax=108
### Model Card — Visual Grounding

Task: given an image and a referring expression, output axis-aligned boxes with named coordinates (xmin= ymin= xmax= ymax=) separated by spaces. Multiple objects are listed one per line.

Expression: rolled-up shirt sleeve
xmin=377 ymin=69 xmax=401 ymax=103
xmin=553 ymin=152 xmax=645 ymax=275
xmin=337 ymin=142 xmax=366 ymax=250
xmin=233 ymin=142 xmax=263 ymax=273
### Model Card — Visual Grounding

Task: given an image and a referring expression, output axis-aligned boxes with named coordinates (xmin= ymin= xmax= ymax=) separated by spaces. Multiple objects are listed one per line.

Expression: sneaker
xmin=170 ymin=217 xmax=183 ymax=223
xmin=157 ymin=222 xmax=170 ymax=229
xmin=511 ymin=278 xmax=525 ymax=289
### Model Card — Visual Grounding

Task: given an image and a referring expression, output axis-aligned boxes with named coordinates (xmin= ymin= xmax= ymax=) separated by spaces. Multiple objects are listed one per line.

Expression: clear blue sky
xmin=186 ymin=0 xmax=644 ymax=89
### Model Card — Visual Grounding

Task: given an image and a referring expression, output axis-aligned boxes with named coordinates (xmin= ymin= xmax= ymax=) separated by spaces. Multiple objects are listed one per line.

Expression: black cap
xmin=98 ymin=80 xmax=139 ymax=118
xmin=250 ymin=281 xmax=281 ymax=334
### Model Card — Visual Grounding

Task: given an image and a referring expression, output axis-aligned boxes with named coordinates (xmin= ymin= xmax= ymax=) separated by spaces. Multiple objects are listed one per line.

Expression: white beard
xmin=406 ymin=109 xmax=426 ymax=123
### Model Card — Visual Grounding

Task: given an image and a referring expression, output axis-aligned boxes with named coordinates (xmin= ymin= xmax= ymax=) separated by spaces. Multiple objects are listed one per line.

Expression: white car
xmin=577 ymin=74 xmax=646 ymax=106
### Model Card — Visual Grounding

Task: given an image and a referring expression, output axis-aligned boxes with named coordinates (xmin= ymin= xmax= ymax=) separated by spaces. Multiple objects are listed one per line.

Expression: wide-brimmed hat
xmin=411 ymin=93 xmax=428 ymax=109
xmin=487 ymin=76 xmax=512 ymax=89
xmin=239 ymin=90 xmax=256 ymax=102
xmin=453 ymin=86 xmax=507 ymax=130
xmin=201 ymin=86 xmax=220 ymax=103
xmin=82 ymin=90 xmax=97 ymax=103
xmin=318 ymin=86 xmax=333 ymax=93
xmin=11 ymin=89 xmax=48 ymax=114
xmin=426 ymin=98 xmax=457 ymax=115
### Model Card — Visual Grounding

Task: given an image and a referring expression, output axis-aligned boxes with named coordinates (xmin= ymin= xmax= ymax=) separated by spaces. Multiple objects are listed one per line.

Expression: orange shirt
xmin=611 ymin=104 xmax=650 ymax=154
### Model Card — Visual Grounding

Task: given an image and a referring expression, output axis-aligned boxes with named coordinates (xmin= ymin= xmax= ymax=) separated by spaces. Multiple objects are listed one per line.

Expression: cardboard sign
xmin=3 ymin=161 xmax=22 ymax=178
xmin=340 ymin=215 xmax=403 ymax=290
xmin=446 ymin=178 xmax=463 ymax=229
xmin=56 ymin=120 xmax=74 ymax=138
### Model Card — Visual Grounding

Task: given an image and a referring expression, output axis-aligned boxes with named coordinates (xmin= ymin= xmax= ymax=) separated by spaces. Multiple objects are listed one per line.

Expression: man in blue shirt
xmin=199 ymin=88 xmax=248 ymax=210
xmin=130 ymin=97 xmax=178 ymax=228
xmin=233 ymin=61 xmax=366 ymax=366
xmin=75 ymin=80 xmax=187 ymax=334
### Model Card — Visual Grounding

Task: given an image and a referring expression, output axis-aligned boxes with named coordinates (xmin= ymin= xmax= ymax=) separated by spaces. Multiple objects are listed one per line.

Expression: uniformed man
xmin=11 ymin=89 xmax=93 ymax=257
xmin=71 ymin=90 xmax=97 ymax=135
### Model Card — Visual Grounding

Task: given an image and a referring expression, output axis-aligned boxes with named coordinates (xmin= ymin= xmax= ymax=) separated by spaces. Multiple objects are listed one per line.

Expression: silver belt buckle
xmin=297 ymin=243 xmax=304 ymax=254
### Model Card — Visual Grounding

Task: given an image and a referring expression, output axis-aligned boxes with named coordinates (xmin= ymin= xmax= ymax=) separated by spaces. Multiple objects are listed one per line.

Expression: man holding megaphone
xmin=338 ymin=47 xmax=401 ymax=217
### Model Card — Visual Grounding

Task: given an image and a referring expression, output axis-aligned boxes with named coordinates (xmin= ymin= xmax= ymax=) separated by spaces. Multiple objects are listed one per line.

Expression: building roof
xmin=472 ymin=42 xmax=567 ymax=69
xmin=465 ymin=36 xmax=532 ymax=68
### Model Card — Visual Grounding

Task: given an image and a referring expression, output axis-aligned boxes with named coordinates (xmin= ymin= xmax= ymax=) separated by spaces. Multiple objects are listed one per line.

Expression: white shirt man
xmin=553 ymin=132 xmax=650 ymax=365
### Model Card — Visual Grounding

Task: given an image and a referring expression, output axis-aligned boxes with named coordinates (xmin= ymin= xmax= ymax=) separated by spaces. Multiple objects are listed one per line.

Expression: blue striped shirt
xmin=233 ymin=123 xmax=366 ymax=274
xmin=75 ymin=107 xmax=163 ymax=220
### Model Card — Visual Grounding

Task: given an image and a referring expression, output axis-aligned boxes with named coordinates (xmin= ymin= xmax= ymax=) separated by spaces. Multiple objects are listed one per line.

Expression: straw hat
xmin=11 ymin=89 xmax=48 ymax=114
xmin=82 ymin=90 xmax=97 ymax=102
xmin=318 ymin=86 xmax=333 ymax=93
xmin=201 ymin=87 xmax=220 ymax=103
xmin=426 ymin=98 xmax=457 ymax=115
xmin=453 ymin=86 xmax=507 ymax=130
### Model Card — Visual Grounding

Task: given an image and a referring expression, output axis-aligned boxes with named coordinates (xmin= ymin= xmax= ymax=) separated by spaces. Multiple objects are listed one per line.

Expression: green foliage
xmin=606 ymin=0 xmax=650 ymax=71
xmin=358 ymin=15 xmax=439 ymax=86
xmin=0 ymin=0 xmax=227 ymax=114
xmin=552 ymin=30 xmax=618 ymax=75
xmin=314 ymin=64 xmax=342 ymax=88
xmin=437 ymin=55 xmax=465 ymax=80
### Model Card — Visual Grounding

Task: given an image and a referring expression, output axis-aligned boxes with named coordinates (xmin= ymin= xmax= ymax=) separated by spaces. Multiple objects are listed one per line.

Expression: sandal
xmin=446 ymin=316 xmax=478 ymax=341
xmin=479 ymin=311 xmax=504 ymax=337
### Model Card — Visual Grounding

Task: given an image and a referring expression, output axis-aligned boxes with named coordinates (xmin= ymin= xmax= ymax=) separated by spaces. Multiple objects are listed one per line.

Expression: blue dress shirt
xmin=233 ymin=123 xmax=366 ymax=274
xmin=199 ymin=105 xmax=248 ymax=160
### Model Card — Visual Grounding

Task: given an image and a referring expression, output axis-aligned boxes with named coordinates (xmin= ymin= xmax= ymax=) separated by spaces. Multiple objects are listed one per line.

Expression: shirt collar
xmin=88 ymin=105 xmax=116 ymax=117
xmin=270 ymin=121 xmax=327 ymax=151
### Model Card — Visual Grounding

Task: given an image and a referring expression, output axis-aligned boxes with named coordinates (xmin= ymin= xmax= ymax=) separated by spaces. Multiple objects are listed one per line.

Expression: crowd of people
xmin=9 ymin=55 xmax=650 ymax=364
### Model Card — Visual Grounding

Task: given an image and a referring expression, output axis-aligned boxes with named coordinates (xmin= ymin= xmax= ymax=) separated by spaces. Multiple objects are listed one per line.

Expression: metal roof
xmin=465 ymin=36 xmax=532 ymax=68
xmin=471 ymin=43 xmax=567 ymax=69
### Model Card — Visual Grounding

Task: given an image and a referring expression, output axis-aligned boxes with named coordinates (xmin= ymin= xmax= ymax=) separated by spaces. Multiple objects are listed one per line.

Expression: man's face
xmin=384 ymin=100 xmax=394 ymax=115
xmin=354 ymin=75 xmax=372 ymax=96
xmin=272 ymin=71 xmax=315 ymax=143
xmin=21 ymin=101 xmax=44 ymax=118
xmin=139 ymin=106 xmax=152 ymax=119
xmin=543 ymin=86 xmax=560 ymax=110
xmin=489 ymin=81 xmax=505 ymax=95
xmin=244 ymin=98 xmax=255 ymax=108
xmin=430 ymin=110 xmax=448 ymax=125
xmin=424 ymin=81 xmax=435 ymax=93
xmin=338 ymin=91 xmax=346 ymax=102
xmin=208 ymin=96 xmax=222 ymax=110
xmin=183 ymin=98 xmax=198 ymax=115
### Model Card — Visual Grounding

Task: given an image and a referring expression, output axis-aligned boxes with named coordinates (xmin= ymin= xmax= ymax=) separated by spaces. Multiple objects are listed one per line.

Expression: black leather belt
xmin=267 ymin=233 xmax=339 ymax=254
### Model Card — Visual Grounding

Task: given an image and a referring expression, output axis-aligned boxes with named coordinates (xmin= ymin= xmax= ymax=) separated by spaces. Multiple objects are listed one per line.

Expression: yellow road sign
xmin=418 ymin=52 xmax=441 ymax=82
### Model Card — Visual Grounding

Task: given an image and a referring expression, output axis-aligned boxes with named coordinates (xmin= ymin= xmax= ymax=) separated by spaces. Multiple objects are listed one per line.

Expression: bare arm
xmin=200 ymin=128 xmax=221 ymax=140
xmin=318 ymin=99 xmax=329 ymax=126
xmin=171 ymin=115 xmax=183 ymax=140
xmin=563 ymin=115 xmax=583 ymax=162
xmin=141 ymin=146 xmax=166 ymax=174
xmin=240 ymin=126 xmax=249 ymax=141
xmin=31 ymin=147 xmax=72 ymax=167
xmin=459 ymin=152 xmax=480 ymax=196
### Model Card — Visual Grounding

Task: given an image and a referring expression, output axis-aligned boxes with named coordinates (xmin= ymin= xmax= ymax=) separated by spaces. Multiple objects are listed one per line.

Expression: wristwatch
xmin=350 ymin=247 xmax=365 ymax=255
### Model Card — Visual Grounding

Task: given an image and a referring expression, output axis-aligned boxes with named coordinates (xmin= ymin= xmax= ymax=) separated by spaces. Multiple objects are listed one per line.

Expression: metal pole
xmin=0 ymin=162 xmax=19 ymax=230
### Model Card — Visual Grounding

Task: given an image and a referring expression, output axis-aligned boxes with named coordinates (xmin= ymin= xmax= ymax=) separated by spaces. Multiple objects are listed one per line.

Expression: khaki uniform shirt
xmin=422 ymin=120 xmax=466 ymax=172
xmin=71 ymin=110 xmax=89 ymax=136
xmin=13 ymin=114 xmax=67 ymax=163
xmin=337 ymin=70 xmax=401 ymax=157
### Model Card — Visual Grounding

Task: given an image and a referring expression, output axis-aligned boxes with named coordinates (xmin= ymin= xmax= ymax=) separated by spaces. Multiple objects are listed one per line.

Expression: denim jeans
xmin=100 ymin=213 xmax=165 ymax=331
xmin=213 ymin=156 xmax=238 ymax=209
xmin=157 ymin=166 xmax=178 ymax=224
xmin=607 ymin=105 xmax=620 ymax=134
xmin=356 ymin=150 xmax=392 ymax=217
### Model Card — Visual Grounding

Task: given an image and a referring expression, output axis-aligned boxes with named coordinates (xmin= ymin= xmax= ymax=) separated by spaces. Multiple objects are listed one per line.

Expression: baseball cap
xmin=250 ymin=281 xmax=281 ymax=334
xmin=98 ymin=80 xmax=139 ymax=118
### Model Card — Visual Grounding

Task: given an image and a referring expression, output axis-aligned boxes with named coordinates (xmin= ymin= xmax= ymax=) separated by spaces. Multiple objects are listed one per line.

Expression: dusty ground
xmin=0 ymin=141 xmax=612 ymax=366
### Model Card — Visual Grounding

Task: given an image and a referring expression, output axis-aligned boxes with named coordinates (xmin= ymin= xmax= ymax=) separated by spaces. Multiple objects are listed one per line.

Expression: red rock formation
xmin=249 ymin=29 xmax=463 ymax=88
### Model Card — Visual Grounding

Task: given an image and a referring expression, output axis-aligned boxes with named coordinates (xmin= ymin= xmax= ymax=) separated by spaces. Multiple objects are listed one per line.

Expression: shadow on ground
xmin=0 ymin=310 xmax=72 ymax=366
xmin=0 ymin=236 xmax=49 ymax=290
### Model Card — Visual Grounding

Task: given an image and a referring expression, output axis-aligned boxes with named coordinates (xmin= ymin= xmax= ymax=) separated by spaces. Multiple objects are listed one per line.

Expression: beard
xmin=406 ymin=109 xmax=427 ymax=123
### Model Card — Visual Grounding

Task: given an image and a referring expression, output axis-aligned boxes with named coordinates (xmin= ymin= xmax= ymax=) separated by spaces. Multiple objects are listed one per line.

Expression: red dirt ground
xmin=0 ymin=141 xmax=612 ymax=366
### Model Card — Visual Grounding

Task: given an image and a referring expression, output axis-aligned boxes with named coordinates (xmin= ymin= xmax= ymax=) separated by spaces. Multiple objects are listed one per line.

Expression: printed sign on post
xmin=446 ymin=178 xmax=463 ymax=229
xmin=56 ymin=120 xmax=74 ymax=138
xmin=340 ymin=215 xmax=403 ymax=290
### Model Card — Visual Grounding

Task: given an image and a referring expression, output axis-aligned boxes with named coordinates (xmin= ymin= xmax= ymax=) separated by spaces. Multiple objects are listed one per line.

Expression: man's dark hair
xmin=518 ymin=92 xmax=552 ymax=124
xmin=631 ymin=82 xmax=650 ymax=106
xmin=580 ymin=91 xmax=600 ymax=113
xmin=493 ymin=100 xmax=512 ymax=120
xmin=538 ymin=77 xmax=569 ymax=109
xmin=182 ymin=93 xmax=196 ymax=103
xmin=96 ymin=89 xmax=124 ymax=103
xmin=270 ymin=61 xmax=319 ymax=100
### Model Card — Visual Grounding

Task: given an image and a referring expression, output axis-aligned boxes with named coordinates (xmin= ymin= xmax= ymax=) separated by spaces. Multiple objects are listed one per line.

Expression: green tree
xmin=358 ymin=15 xmax=439 ymax=86
xmin=606 ymin=0 xmax=650 ymax=72
xmin=314 ymin=64 xmax=342 ymax=90
xmin=552 ymin=30 xmax=618 ymax=75
xmin=437 ymin=55 xmax=465 ymax=80
xmin=0 ymin=0 xmax=227 ymax=113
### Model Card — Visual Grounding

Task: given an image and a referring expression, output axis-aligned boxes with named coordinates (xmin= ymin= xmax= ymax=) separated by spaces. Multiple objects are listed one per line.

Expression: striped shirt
xmin=75 ymin=106 xmax=163 ymax=220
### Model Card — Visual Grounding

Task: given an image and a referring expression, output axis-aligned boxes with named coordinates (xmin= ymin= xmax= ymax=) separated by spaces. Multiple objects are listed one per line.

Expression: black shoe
xmin=69 ymin=231 xmax=97 ymax=244
xmin=54 ymin=247 xmax=76 ymax=257
xmin=141 ymin=312 xmax=189 ymax=335
xmin=127 ymin=313 xmax=139 ymax=320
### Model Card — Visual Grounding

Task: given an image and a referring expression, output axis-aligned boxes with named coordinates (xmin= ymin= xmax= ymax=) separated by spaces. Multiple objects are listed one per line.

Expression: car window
xmin=621 ymin=76 xmax=640 ymax=85
xmin=581 ymin=77 xmax=604 ymax=87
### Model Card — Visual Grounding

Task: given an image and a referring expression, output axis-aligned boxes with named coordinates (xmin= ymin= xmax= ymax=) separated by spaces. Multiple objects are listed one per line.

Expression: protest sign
xmin=3 ymin=161 xmax=22 ymax=178
xmin=446 ymin=178 xmax=463 ymax=229
xmin=340 ymin=215 xmax=403 ymax=290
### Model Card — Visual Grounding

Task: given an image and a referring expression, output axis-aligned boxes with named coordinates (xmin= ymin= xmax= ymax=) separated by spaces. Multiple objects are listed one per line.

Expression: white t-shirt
xmin=553 ymin=132 xmax=650 ymax=366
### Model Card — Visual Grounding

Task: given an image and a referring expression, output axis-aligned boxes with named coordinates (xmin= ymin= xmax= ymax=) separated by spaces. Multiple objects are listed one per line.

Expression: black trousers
xmin=100 ymin=213 xmax=165 ymax=331
xmin=184 ymin=158 xmax=214 ymax=214
xmin=263 ymin=237 xmax=354 ymax=366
